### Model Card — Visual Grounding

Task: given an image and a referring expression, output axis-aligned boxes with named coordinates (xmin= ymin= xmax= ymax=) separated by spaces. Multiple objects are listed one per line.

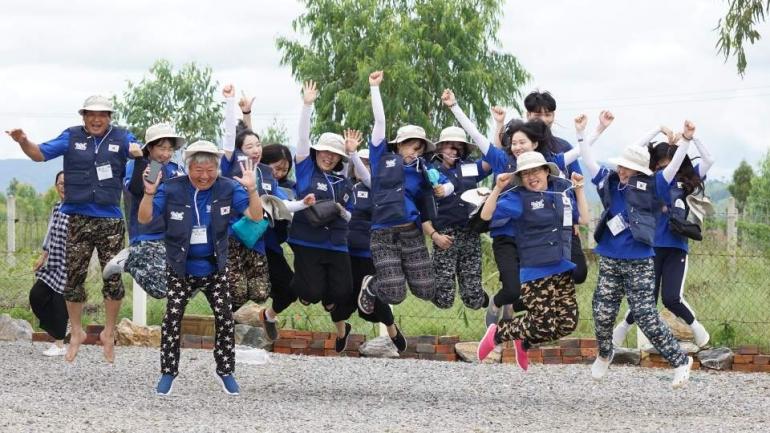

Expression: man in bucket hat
xmin=7 ymin=95 xmax=138 ymax=363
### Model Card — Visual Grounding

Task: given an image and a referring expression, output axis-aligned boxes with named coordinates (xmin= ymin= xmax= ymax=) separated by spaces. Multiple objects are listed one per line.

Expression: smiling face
xmin=510 ymin=131 xmax=538 ymax=158
xmin=82 ymin=111 xmax=111 ymax=136
xmin=55 ymin=173 xmax=65 ymax=199
xmin=269 ymin=158 xmax=290 ymax=181
xmin=148 ymin=139 xmax=175 ymax=164
xmin=316 ymin=150 xmax=342 ymax=172
xmin=438 ymin=141 xmax=463 ymax=167
xmin=519 ymin=166 xmax=549 ymax=192
xmin=188 ymin=159 xmax=218 ymax=190
xmin=397 ymin=139 xmax=425 ymax=164
xmin=240 ymin=134 xmax=262 ymax=163
xmin=617 ymin=166 xmax=639 ymax=184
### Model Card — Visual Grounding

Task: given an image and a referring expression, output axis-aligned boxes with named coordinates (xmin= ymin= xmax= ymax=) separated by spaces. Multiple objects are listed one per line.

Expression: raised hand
xmin=129 ymin=142 xmax=143 ymax=158
xmin=239 ymin=91 xmax=255 ymax=113
xmin=660 ymin=126 xmax=675 ymax=143
xmin=302 ymin=81 xmax=318 ymax=105
xmin=495 ymin=172 xmax=513 ymax=189
xmin=344 ymin=129 xmax=363 ymax=154
xmin=598 ymin=110 xmax=614 ymax=131
xmin=571 ymin=172 xmax=584 ymax=188
xmin=441 ymin=89 xmax=457 ymax=107
xmin=574 ymin=114 xmax=588 ymax=133
xmin=491 ymin=106 xmax=506 ymax=124
xmin=233 ymin=158 xmax=257 ymax=192
xmin=683 ymin=120 xmax=696 ymax=140
xmin=222 ymin=84 xmax=235 ymax=98
xmin=302 ymin=193 xmax=316 ymax=206
xmin=142 ymin=165 xmax=162 ymax=195
xmin=5 ymin=128 xmax=28 ymax=145
xmin=369 ymin=70 xmax=383 ymax=86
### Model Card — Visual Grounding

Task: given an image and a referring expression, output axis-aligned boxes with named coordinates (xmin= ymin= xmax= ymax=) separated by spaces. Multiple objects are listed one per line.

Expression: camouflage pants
xmin=227 ymin=237 xmax=271 ymax=311
xmin=64 ymin=215 xmax=125 ymax=303
xmin=124 ymin=240 xmax=167 ymax=298
xmin=496 ymin=272 xmax=578 ymax=345
xmin=431 ymin=227 xmax=486 ymax=309
xmin=593 ymin=257 xmax=687 ymax=367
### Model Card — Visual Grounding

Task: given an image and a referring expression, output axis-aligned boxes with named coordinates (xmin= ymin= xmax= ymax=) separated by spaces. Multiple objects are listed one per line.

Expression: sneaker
xmin=335 ymin=323 xmax=352 ymax=353
xmin=216 ymin=373 xmax=240 ymax=396
xmin=591 ymin=353 xmax=614 ymax=380
xmin=391 ymin=324 xmax=407 ymax=353
xmin=357 ymin=275 xmax=376 ymax=315
xmin=690 ymin=321 xmax=710 ymax=348
xmin=672 ymin=356 xmax=693 ymax=389
xmin=42 ymin=344 xmax=66 ymax=357
xmin=484 ymin=302 xmax=500 ymax=328
xmin=102 ymin=248 xmax=129 ymax=279
xmin=514 ymin=340 xmax=529 ymax=371
xmin=612 ymin=321 xmax=631 ymax=347
xmin=155 ymin=374 xmax=175 ymax=396
xmin=259 ymin=309 xmax=278 ymax=341
xmin=477 ymin=324 xmax=498 ymax=361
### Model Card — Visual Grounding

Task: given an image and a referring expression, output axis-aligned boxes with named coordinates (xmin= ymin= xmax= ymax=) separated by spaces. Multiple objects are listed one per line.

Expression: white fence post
xmin=132 ymin=279 xmax=147 ymax=326
xmin=6 ymin=194 xmax=16 ymax=265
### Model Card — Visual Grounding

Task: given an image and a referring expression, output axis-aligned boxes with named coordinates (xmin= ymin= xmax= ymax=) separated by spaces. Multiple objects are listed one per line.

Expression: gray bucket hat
xmin=389 ymin=125 xmax=435 ymax=153
xmin=78 ymin=95 xmax=114 ymax=115
xmin=144 ymin=122 xmax=185 ymax=150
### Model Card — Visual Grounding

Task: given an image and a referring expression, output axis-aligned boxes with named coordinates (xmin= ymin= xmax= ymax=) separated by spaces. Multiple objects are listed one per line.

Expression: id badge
xmin=607 ymin=214 xmax=628 ymax=236
xmin=562 ymin=195 xmax=573 ymax=227
xmin=96 ymin=163 xmax=113 ymax=181
xmin=460 ymin=163 xmax=479 ymax=178
xmin=190 ymin=226 xmax=208 ymax=244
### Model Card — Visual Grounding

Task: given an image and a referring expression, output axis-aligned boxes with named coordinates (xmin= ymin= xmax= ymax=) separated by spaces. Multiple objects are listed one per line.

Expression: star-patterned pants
xmin=161 ymin=268 xmax=235 ymax=377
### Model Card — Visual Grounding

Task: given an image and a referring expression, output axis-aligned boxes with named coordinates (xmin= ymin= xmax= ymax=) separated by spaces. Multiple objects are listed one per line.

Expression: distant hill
xmin=0 ymin=159 xmax=64 ymax=194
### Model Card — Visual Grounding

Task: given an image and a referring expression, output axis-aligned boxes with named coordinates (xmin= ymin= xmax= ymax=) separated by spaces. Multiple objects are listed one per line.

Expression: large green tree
xmin=728 ymin=159 xmax=755 ymax=212
xmin=112 ymin=59 xmax=223 ymax=143
xmin=277 ymin=0 xmax=529 ymax=139
xmin=745 ymin=151 xmax=770 ymax=216
xmin=716 ymin=0 xmax=770 ymax=75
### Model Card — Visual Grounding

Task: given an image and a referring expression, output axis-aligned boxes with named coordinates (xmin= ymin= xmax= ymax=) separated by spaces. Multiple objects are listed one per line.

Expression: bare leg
xmin=100 ymin=299 xmax=121 ymax=363
xmin=64 ymin=301 xmax=86 ymax=362
xmin=386 ymin=324 xmax=397 ymax=338
xmin=334 ymin=320 xmax=346 ymax=338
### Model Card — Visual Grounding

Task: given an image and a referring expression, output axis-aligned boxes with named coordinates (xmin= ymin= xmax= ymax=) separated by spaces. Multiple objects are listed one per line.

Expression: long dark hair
xmin=261 ymin=144 xmax=294 ymax=180
xmin=648 ymin=142 xmax=704 ymax=195
xmin=235 ymin=128 xmax=260 ymax=151
xmin=500 ymin=118 xmax=552 ymax=157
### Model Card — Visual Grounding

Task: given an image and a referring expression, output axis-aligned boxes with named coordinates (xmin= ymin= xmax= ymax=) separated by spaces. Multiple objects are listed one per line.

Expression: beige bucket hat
xmin=261 ymin=194 xmax=292 ymax=226
xmin=144 ymin=122 xmax=185 ymax=150
xmin=435 ymin=126 xmax=472 ymax=157
xmin=183 ymin=140 xmax=225 ymax=161
xmin=686 ymin=194 xmax=715 ymax=226
xmin=78 ymin=95 xmax=114 ymax=115
xmin=512 ymin=151 xmax=560 ymax=186
xmin=311 ymin=132 xmax=349 ymax=162
xmin=608 ymin=146 xmax=653 ymax=176
xmin=389 ymin=125 xmax=435 ymax=153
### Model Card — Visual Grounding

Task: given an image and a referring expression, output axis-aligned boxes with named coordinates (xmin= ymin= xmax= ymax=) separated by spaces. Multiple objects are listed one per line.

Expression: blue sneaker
xmin=155 ymin=374 xmax=175 ymax=396
xmin=216 ymin=373 xmax=240 ymax=395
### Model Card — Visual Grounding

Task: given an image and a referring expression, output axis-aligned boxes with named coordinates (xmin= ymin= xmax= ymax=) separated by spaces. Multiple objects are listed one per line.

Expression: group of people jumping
xmin=6 ymin=69 xmax=714 ymax=395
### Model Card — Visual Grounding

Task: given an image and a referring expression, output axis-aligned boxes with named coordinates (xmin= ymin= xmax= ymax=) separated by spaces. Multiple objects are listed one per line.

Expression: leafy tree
xmin=277 ymin=0 xmax=530 ymax=139
xmin=7 ymin=178 xmax=46 ymax=219
xmin=259 ymin=118 xmax=290 ymax=145
xmin=716 ymin=0 xmax=770 ymax=75
xmin=745 ymin=151 xmax=770 ymax=217
xmin=728 ymin=159 xmax=755 ymax=212
xmin=112 ymin=59 xmax=223 ymax=143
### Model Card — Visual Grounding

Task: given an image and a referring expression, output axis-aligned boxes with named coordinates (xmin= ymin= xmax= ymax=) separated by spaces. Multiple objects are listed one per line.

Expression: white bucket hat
xmin=686 ymin=194 xmax=714 ymax=226
xmin=78 ymin=95 xmax=114 ymax=115
xmin=389 ymin=125 xmax=435 ymax=153
xmin=357 ymin=149 xmax=370 ymax=160
xmin=435 ymin=126 xmax=472 ymax=157
xmin=183 ymin=140 xmax=224 ymax=161
xmin=311 ymin=133 xmax=349 ymax=162
xmin=144 ymin=122 xmax=185 ymax=150
xmin=512 ymin=151 xmax=560 ymax=186
xmin=460 ymin=187 xmax=491 ymax=215
xmin=261 ymin=195 xmax=292 ymax=227
xmin=609 ymin=146 xmax=653 ymax=176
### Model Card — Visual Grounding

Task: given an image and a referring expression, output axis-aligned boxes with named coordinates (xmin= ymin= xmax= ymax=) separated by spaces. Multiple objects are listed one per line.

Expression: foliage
xmin=728 ymin=160 xmax=755 ymax=212
xmin=112 ymin=59 xmax=223 ymax=143
xmin=716 ymin=0 xmax=770 ymax=75
xmin=277 ymin=0 xmax=530 ymax=139
xmin=259 ymin=118 xmax=291 ymax=145
xmin=745 ymin=151 xmax=770 ymax=217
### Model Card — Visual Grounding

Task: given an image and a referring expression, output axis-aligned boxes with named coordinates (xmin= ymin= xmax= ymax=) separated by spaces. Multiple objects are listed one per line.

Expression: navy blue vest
xmin=62 ymin=126 xmax=129 ymax=206
xmin=594 ymin=171 xmax=656 ymax=245
xmin=226 ymin=152 xmax=276 ymax=196
xmin=163 ymin=177 xmax=235 ymax=276
xmin=127 ymin=161 xmax=182 ymax=240
xmin=290 ymin=168 xmax=351 ymax=246
xmin=372 ymin=153 xmax=435 ymax=225
xmin=489 ymin=155 xmax=518 ymax=230
xmin=666 ymin=181 xmax=690 ymax=226
xmin=348 ymin=182 xmax=373 ymax=250
xmin=433 ymin=160 xmax=480 ymax=230
xmin=515 ymin=178 xmax=574 ymax=267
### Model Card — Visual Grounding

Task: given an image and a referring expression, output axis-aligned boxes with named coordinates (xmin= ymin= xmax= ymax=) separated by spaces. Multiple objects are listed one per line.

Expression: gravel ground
xmin=2 ymin=341 xmax=769 ymax=433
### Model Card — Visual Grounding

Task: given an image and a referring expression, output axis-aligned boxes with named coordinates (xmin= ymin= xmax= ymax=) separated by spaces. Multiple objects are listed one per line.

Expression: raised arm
xmin=565 ymin=110 xmax=615 ymax=165
xmin=369 ymin=71 xmax=385 ymax=146
xmin=296 ymin=80 xmax=317 ymax=163
xmin=491 ymin=106 xmax=506 ymax=149
xmin=6 ymin=129 xmax=45 ymax=161
xmin=222 ymin=84 xmax=237 ymax=160
xmin=662 ymin=120 xmax=694 ymax=183
xmin=344 ymin=129 xmax=371 ymax=187
xmin=572 ymin=172 xmax=591 ymax=225
xmin=443 ymin=89 xmax=490 ymax=155
xmin=692 ymin=136 xmax=714 ymax=176
xmin=480 ymin=172 xmax=513 ymax=221
xmin=576 ymin=114 xmax=600 ymax=178
xmin=239 ymin=91 xmax=255 ymax=130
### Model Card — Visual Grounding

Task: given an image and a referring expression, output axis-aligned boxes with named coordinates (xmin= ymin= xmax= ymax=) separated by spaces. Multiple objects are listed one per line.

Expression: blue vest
xmin=594 ymin=171 xmax=656 ymax=246
xmin=62 ymin=126 xmax=129 ymax=206
xmin=371 ymin=153 xmax=435 ymax=225
xmin=348 ymin=182 xmax=373 ymax=250
xmin=666 ymin=180 xmax=689 ymax=227
xmin=127 ymin=161 xmax=182 ymax=241
xmin=433 ymin=160 xmax=480 ymax=230
xmin=163 ymin=177 xmax=235 ymax=277
xmin=290 ymin=168 xmax=351 ymax=246
xmin=489 ymin=155 xmax=518 ymax=233
xmin=226 ymin=152 xmax=277 ymax=196
xmin=515 ymin=178 xmax=573 ymax=267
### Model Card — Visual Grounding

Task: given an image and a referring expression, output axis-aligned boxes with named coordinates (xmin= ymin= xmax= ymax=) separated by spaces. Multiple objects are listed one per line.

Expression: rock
xmin=454 ymin=341 xmax=501 ymax=364
xmin=0 ymin=314 xmax=33 ymax=341
xmin=641 ymin=341 xmax=700 ymax=355
xmin=660 ymin=310 xmax=694 ymax=341
xmin=234 ymin=324 xmax=271 ymax=350
xmin=233 ymin=304 xmax=263 ymax=327
xmin=115 ymin=318 xmax=161 ymax=347
xmin=612 ymin=347 xmax=641 ymax=365
xmin=359 ymin=336 xmax=399 ymax=358
xmin=697 ymin=347 xmax=734 ymax=371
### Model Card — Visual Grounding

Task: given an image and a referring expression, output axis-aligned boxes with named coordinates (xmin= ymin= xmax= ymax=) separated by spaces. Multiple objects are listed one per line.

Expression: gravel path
xmin=2 ymin=341 xmax=769 ymax=432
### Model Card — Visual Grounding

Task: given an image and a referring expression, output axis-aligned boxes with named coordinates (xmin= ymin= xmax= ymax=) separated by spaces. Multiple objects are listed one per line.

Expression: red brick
xmin=349 ymin=334 xmax=366 ymax=343
xmin=558 ymin=338 xmax=581 ymax=348
xmin=32 ymin=332 xmax=54 ymax=342
xmin=435 ymin=344 xmax=453 ymax=354
xmin=752 ymin=355 xmax=770 ymax=365
xmin=291 ymin=348 xmax=307 ymax=355
xmin=640 ymin=359 xmax=655 ymax=368
xmin=278 ymin=329 xmax=296 ymax=339
xmin=86 ymin=324 xmax=105 ymax=334
xmin=181 ymin=335 xmax=201 ymax=349
xmin=84 ymin=334 xmax=100 ymax=345
xmin=420 ymin=353 xmax=457 ymax=362
xmin=340 ymin=351 xmax=360 ymax=358
xmin=312 ymin=332 xmax=330 ymax=340
xmin=562 ymin=356 xmax=582 ymax=364
xmin=580 ymin=348 xmax=598 ymax=357
xmin=309 ymin=340 xmax=326 ymax=349
xmin=734 ymin=354 xmax=753 ymax=364
xmin=307 ymin=348 xmax=325 ymax=357
xmin=415 ymin=335 xmax=438 ymax=345
xmin=416 ymin=343 xmax=436 ymax=354
xmin=542 ymin=357 xmax=561 ymax=365
xmin=274 ymin=339 xmax=292 ymax=348
xmin=294 ymin=331 xmax=313 ymax=340
xmin=529 ymin=358 xmax=543 ymax=364
xmin=732 ymin=364 xmax=757 ymax=372
xmin=502 ymin=348 xmax=517 ymax=358
xmin=290 ymin=340 xmax=308 ymax=349
xmin=738 ymin=345 xmax=759 ymax=355
xmin=274 ymin=347 xmax=291 ymax=354
xmin=691 ymin=361 xmax=700 ymax=370
xmin=399 ymin=352 xmax=419 ymax=359
xmin=201 ymin=336 xmax=214 ymax=350
xmin=501 ymin=356 xmax=517 ymax=364
xmin=346 ymin=341 xmax=362 ymax=352
xmin=579 ymin=339 xmax=598 ymax=348
xmin=541 ymin=347 xmax=561 ymax=358
xmin=562 ymin=348 xmax=582 ymax=357
xmin=324 ymin=339 xmax=336 ymax=350
xmin=324 ymin=349 xmax=340 ymax=357
xmin=756 ymin=364 xmax=770 ymax=373
xmin=438 ymin=336 xmax=460 ymax=345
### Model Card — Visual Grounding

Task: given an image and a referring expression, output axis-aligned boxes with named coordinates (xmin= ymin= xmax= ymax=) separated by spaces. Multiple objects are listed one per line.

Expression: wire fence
xmin=1 ymin=199 xmax=768 ymax=350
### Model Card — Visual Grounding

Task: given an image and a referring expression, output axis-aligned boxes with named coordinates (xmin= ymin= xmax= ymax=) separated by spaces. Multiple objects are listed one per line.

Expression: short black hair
xmin=235 ymin=128 xmax=261 ymax=150
xmin=261 ymin=144 xmax=294 ymax=180
xmin=524 ymin=91 xmax=557 ymax=113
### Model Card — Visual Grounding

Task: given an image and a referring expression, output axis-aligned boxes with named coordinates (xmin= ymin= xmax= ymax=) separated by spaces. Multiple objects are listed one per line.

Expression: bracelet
xmin=429 ymin=231 xmax=437 ymax=238
xmin=448 ymin=102 xmax=458 ymax=108
xmin=241 ymin=110 xmax=251 ymax=115
xmin=577 ymin=138 xmax=584 ymax=142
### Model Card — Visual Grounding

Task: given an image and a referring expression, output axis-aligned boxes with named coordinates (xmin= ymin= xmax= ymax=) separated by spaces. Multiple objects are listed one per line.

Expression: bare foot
xmin=65 ymin=329 xmax=87 ymax=363
xmin=100 ymin=329 xmax=115 ymax=363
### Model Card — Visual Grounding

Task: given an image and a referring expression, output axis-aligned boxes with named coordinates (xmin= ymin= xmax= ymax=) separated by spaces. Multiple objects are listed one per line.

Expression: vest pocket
xmin=373 ymin=188 xmax=405 ymax=224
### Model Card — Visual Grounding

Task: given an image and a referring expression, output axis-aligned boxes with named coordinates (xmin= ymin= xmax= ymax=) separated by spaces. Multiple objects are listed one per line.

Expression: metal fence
xmin=1 ymin=197 xmax=768 ymax=350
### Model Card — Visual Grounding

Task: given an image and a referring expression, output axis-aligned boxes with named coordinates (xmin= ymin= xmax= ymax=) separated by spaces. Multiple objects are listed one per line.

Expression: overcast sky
xmin=1 ymin=0 xmax=769 ymax=180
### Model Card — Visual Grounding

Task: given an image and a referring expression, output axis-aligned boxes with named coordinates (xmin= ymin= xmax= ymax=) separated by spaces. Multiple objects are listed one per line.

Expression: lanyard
xmin=92 ymin=126 xmax=113 ymax=155
xmin=193 ymin=189 xmax=202 ymax=226
xmin=323 ymin=172 xmax=344 ymax=202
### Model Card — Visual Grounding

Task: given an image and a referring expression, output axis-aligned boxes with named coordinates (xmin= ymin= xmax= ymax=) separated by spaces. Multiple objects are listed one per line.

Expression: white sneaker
xmin=612 ymin=321 xmax=631 ymax=347
xmin=690 ymin=321 xmax=710 ymax=347
xmin=672 ymin=356 xmax=693 ymax=389
xmin=102 ymin=248 xmax=130 ymax=279
xmin=591 ymin=353 xmax=613 ymax=380
xmin=42 ymin=344 xmax=66 ymax=357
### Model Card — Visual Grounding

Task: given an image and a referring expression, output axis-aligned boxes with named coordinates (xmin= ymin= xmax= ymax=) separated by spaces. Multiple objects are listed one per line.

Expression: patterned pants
xmin=161 ymin=269 xmax=235 ymax=377
xmin=124 ymin=240 xmax=167 ymax=298
xmin=431 ymin=227 xmax=486 ymax=309
xmin=64 ymin=215 xmax=125 ymax=302
xmin=593 ymin=257 xmax=687 ymax=367
xmin=496 ymin=272 xmax=578 ymax=345
xmin=370 ymin=224 xmax=434 ymax=305
xmin=227 ymin=237 xmax=271 ymax=311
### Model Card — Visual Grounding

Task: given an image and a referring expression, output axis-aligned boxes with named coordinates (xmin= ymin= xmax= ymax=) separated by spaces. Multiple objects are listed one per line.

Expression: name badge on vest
xmin=262 ymin=182 xmax=272 ymax=192
xmin=108 ymin=144 xmax=119 ymax=152
xmin=635 ymin=180 xmax=647 ymax=191
xmin=190 ymin=225 xmax=208 ymax=244
xmin=562 ymin=195 xmax=573 ymax=227
xmin=220 ymin=206 xmax=230 ymax=216
xmin=460 ymin=163 xmax=479 ymax=178
xmin=237 ymin=155 xmax=248 ymax=162
xmin=357 ymin=190 xmax=368 ymax=199
xmin=74 ymin=142 xmax=87 ymax=151
xmin=96 ymin=163 xmax=113 ymax=181
xmin=607 ymin=214 xmax=629 ymax=236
